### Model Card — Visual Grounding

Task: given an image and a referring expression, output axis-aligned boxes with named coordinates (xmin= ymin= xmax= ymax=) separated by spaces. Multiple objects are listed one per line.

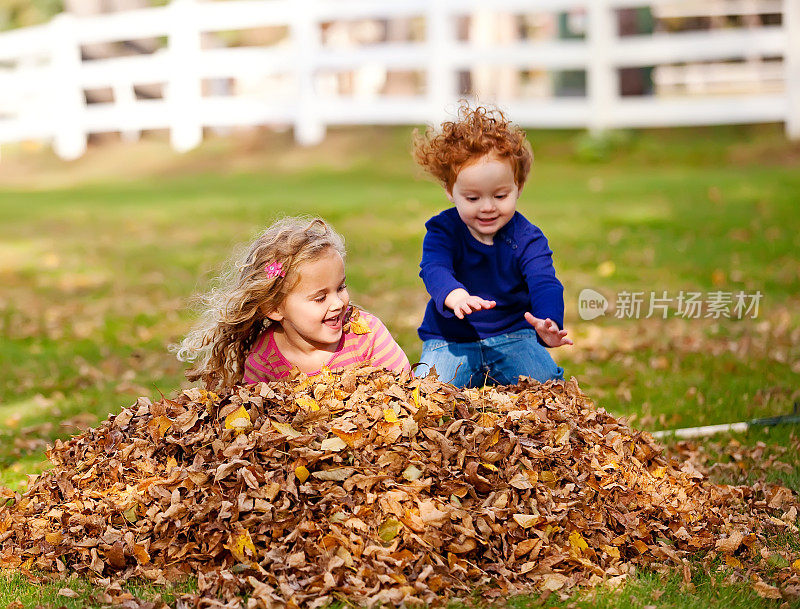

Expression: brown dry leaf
xmin=753 ymin=580 xmax=782 ymax=599
xmin=147 ymin=415 xmax=172 ymax=440
xmin=540 ymin=573 xmax=568 ymax=591
xmin=724 ymin=555 xmax=742 ymax=569
xmin=418 ymin=501 xmax=448 ymax=527
xmin=715 ymin=530 xmax=744 ymax=554
xmin=332 ymin=427 xmax=363 ymax=448
xmin=513 ymin=514 xmax=539 ymax=529
xmin=0 ymin=366 xmax=796 ymax=609
xmin=554 ymin=423 xmax=570 ymax=445
xmin=320 ymin=437 xmax=347 ymax=452
xmin=133 ymin=543 xmax=150 ymax=565
xmin=58 ymin=587 xmax=79 ymax=598
xmin=312 ymin=467 xmax=355 ymax=482
xmin=44 ymin=531 xmax=62 ymax=545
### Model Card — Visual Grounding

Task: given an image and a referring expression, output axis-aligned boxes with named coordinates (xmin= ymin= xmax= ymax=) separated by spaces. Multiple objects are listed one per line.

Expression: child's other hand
xmin=445 ymin=288 xmax=496 ymax=320
xmin=524 ymin=313 xmax=574 ymax=347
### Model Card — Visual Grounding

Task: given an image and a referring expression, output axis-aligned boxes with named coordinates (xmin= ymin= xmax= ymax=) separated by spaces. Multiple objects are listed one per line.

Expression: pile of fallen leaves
xmin=1 ymin=367 xmax=799 ymax=607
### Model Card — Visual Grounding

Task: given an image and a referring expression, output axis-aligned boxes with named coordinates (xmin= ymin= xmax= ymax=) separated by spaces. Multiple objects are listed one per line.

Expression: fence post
xmin=50 ymin=14 xmax=87 ymax=160
xmin=786 ymin=0 xmax=800 ymax=140
xmin=167 ymin=0 xmax=203 ymax=153
xmin=114 ymin=80 xmax=141 ymax=143
xmin=427 ymin=0 xmax=456 ymax=123
xmin=291 ymin=0 xmax=325 ymax=146
xmin=586 ymin=0 xmax=616 ymax=134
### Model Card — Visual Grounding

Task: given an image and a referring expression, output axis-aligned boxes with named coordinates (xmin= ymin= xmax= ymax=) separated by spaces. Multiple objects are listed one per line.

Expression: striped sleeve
xmin=362 ymin=311 xmax=411 ymax=373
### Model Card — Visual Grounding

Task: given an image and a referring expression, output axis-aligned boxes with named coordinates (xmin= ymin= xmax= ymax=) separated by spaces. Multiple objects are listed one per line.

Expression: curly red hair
xmin=413 ymin=104 xmax=533 ymax=193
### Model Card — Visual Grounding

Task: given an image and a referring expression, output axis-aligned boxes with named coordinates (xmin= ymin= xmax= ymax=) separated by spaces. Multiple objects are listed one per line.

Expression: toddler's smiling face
xmin=447 ymin=154 xmax=520 ymax=245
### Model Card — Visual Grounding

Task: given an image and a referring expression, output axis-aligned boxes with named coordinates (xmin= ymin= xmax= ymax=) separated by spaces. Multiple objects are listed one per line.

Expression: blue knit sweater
xmin=418 ymin=208 xmax=564 ymax=344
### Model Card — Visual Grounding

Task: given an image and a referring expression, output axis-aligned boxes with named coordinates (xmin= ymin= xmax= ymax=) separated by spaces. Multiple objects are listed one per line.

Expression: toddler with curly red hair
xmin=413 ymin=104 xmax=571 ymax=387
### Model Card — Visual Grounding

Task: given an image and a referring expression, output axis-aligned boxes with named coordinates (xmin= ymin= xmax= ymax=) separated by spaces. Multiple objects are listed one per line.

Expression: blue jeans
xmin=416 ymin=328 xmax=564 ymax=388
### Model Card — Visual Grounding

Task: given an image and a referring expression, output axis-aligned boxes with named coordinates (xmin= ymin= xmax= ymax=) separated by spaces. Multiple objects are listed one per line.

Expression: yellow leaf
xmin=350 ymin=317 xmax=370 ymax=335
xmin=602 ymin=544 xmax=620 ymax=559
xmin=412 ymin=386 xmax=421 ymax=409
xmin=554 ymin=423 xmax=570 ymax=445
xmin=165 ymin=456 xmax=178 ymax=471
xmin=569 ymin=531 xmax=589 ymax=555
xmin=296 ymin=396 xmax=319 ymax=411
xmin=224 ymin=406 xmax=251 ymax=435
xmin=652 ymin=466 xmax=666 ymax=478
xmin=792 ymin=558 xmax=800 ymax=574
xmin=480 ymin=462 xmax=498 ymax=472
xmin=314 ymin=366 xmax=334 ymax=383
xmin=295 ymin=466 xmax=310 ymax=483
xmin=228 ymin=529 xmax=257 ymax=564
xmin=378 ymin=518 xmax=402 ymax=543
xmin=272 ymin=421 xmax=301 ymax=438
xmin=724 ymin=555 xmax=742 ymax=569
xmin=383 ymin=408 xmax=399 ymax=423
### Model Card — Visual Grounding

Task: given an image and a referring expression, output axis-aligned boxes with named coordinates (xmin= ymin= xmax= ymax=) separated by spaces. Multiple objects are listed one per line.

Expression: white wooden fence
xmin=0 ymin=0 xmax=798 ymax=160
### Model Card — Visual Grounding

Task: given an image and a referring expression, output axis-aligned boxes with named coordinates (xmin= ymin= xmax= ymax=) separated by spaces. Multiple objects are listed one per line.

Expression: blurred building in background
xmin=0 ymin=0 xmax=797 ymax=159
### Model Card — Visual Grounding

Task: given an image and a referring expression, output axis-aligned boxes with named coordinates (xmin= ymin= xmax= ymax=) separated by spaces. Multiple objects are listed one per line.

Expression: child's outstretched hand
xmin=445 ymin=288 xmax=496 ymax=320
xmin=524 ymin=313 xmax=574 ymax=347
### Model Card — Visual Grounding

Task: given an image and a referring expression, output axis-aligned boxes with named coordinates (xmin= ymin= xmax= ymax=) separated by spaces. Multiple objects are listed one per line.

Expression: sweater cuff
xmin=432 ymin=278 xmax=467 ymax=318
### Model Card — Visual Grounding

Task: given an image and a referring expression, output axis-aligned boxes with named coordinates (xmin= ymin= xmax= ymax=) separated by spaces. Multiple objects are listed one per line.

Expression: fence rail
xmin=0 ymin=0 xmax=797 ymax=160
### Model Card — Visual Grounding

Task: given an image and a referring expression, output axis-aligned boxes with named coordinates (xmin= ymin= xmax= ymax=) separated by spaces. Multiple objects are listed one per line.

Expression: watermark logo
xmin=577 ymin=288 xmax=762 ymax=320
xmin=578 ymin=288 xmax=608 ymax=320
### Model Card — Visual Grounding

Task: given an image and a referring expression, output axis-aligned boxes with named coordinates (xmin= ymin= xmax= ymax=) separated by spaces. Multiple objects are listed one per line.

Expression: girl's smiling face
xmin=447 ymin=154 xmax=520 ymax=245
xmin=268 ymin=247 xmax=350 ymax=351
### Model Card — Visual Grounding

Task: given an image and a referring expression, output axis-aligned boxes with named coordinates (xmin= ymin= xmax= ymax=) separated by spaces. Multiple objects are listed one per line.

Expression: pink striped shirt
xmin=242 ymin=308 xmax=410 ymax=383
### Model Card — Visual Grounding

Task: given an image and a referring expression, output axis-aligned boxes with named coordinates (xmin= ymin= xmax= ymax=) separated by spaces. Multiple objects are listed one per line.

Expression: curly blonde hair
xmin=413 ymin=103 xmax=533 ymax=192
xmin=175 ymin=217 xmax=346 ymax=389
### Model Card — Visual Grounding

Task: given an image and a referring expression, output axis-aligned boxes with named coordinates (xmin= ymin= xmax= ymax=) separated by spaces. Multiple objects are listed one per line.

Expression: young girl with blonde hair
xmin=177 ymin=217 xmax=409 ymax=389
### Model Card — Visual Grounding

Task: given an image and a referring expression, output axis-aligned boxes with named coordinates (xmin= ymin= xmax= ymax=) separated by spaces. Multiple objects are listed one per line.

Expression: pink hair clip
xmin=265 ymin=261 xmax=286 ymax=279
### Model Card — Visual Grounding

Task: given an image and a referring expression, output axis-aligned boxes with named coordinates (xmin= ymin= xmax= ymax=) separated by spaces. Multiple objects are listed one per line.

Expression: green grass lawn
xmin=0 ymin=124 xmax=798 ymax=607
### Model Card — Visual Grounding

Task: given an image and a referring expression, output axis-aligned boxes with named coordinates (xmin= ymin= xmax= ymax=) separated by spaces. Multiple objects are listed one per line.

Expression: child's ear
xmin=261 ymin=304 xmax=283 ymax=323
xmin=445 ymin=188 xmax=455 ymax=204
